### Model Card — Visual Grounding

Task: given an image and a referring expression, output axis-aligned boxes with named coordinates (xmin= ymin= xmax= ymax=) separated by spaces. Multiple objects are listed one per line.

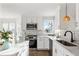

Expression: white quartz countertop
xmin=55 ymin=40 xmax=79 ymax=56
xmin=0 ymin=41 xmax=29 ymax=56
xmin=38 ymin=36 xmax=57 ymax=40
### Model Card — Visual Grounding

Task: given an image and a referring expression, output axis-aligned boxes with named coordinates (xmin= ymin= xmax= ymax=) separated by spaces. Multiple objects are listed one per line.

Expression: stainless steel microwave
xmin=26 ymin=24 xmax=37 ymax=30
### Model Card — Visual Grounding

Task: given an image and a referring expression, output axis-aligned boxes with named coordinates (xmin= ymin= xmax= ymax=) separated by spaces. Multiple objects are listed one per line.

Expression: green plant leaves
xmin=0 ymin=29 xmax=12 ymax=40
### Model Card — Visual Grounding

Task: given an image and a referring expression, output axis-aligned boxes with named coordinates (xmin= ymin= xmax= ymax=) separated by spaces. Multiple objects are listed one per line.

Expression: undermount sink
xmin=56 ymin=40 xmax=77 ymax=46
xmin=48 ymin=34 xmax=55 ymax=36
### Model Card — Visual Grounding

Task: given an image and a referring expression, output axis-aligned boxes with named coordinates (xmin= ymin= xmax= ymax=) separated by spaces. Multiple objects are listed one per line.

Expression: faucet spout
xmin=64 ymin=31 xmax=74 ymax=42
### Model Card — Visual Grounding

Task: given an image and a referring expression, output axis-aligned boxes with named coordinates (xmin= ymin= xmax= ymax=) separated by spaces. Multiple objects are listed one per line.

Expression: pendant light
xmin=64 ymin=3 xmax=70 ymax=22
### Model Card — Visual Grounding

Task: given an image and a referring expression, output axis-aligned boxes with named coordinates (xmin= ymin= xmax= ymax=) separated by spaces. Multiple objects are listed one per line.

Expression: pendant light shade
xmin=64 ymin=16 xmax=70 ymax=21
xmin=64 ymin=3 xmax=70 ymax=22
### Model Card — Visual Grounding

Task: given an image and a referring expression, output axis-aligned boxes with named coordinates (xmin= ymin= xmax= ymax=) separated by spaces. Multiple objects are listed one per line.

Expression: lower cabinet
xmin=37 ymin=37 xmax=49 ymax=50
xmin=63 ymin=48 xmax=74 ymax=56
xmin=53 ymin=41 xmax=57 ymax=56
xmin=53 ymin=41 xmax=64 ymax=56
xmin=53 ymin=40 xmax=74 ymax=56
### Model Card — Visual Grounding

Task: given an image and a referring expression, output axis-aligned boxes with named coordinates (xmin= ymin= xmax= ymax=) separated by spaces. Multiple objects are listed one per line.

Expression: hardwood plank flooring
xmin=29 ymin=48 xmax=50 ymax=56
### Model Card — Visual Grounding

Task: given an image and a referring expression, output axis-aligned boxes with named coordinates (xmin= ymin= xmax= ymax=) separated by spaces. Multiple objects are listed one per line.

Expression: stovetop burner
xmin=26 ymin=35 xmax=37 ymax=40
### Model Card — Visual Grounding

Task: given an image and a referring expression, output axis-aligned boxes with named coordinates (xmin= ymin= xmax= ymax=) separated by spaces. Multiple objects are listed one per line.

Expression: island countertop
xmin=0 ymin=40 xmax=29 ymax=56
xmin=38 ymin=35 xmax=57 ymax=40
xmin=54 ymin=40 xmax=79 ymax=56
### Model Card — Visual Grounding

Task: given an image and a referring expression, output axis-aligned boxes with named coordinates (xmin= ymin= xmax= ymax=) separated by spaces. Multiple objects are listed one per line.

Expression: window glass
xmin=43 ymin=17 xmax=55 ymax=33
xmin=3 ymin=23 xmax=8 ymax=31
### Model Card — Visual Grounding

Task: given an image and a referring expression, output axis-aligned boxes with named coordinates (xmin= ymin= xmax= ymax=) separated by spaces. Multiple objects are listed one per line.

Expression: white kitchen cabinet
xmin=32 ymin=17 xmax=37 ymax=23
xmin=43 ymin=37 xmax=49 ymax=50
xmin=63 ymin=48 xmax=74 ymax=56
xmin=53 ymin=41 xmax=58 ymax=56
xmin=37 ymin=37 xmax=49 ymax=50
xmin=26 ymin=17 xmax=32 ymax=23
xmin=37 ymin=37 xmax=44 ymax=50
xmin=37 ymin=17 xmax=43 ymax=30
xmin=26 ymin=17 xmax=37 ymax=23
xmin=63 ymin=51 xmax=74 ymax=56
xmin=53 ymin=40 xmax=63 ymax=56
xmin=56 ymin=44 xmax=64 ymax=56
xmin=53 ymin=40 xmax=74 ymax=56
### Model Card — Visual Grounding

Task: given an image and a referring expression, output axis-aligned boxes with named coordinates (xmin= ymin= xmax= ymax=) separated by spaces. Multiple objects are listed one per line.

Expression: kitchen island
xmin=0 ymin=40 xmax=29 ymax=56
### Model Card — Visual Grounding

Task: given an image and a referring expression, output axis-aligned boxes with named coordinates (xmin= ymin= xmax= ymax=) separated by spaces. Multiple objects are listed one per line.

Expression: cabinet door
xmin=37 ymin=17 xmax=43 ymax=30
xmin=53 ymin=41 xmax=64 ymax=56
xmin=63 ymin=48 xmax=74 ymax=56
xmin=57 ymin=48 xmax=63 ymax=56
xmin=32 ymin=17 xmax=37 ymax=23
xmin=53 ymin=41 xmax=74 ymax=56
xmin=26 ymin=17 xmax=31 ymax=23
xmin=43 ymin=37 xmax=49 ymax=50
xmin=53 ymin=41 xmax=57 ymax=56
xmin=37 ymin=37 xmax=44 ymax=50
xmin=57 ymin=43 xmax=64 ymax=56
xmin=37 ymin=37 xmax=49 ymax=50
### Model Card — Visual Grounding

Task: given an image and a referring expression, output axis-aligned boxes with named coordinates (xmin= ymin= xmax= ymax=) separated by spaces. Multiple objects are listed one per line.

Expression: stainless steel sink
xmin=56 ymin=40 xmax=77 ymax=46
xmin=48 ymin=34 xmax=55 ymax=36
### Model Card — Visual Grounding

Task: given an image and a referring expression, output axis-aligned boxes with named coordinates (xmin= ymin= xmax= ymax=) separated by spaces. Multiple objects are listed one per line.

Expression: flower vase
xmin=2 ymin=40 xmax=11 ymax=49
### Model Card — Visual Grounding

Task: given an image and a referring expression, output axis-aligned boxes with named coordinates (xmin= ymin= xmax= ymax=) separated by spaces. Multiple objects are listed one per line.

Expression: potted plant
xmin=0 ymin=29 xmax=13 ymax=49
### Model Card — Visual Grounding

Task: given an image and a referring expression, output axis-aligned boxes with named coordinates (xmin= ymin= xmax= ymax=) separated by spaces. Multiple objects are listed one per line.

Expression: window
xmin=43 ymin=16 xmax=55 ymax=33
xmin=3 ymin=23 xmax=8 ymax=31
xmin=1 ymin=22 xmax=16 ymax=40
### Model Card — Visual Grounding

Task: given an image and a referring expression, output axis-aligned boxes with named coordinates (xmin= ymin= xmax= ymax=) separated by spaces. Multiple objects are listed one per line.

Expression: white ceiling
xmin=0 ymin=3 xmax=61 ymax=16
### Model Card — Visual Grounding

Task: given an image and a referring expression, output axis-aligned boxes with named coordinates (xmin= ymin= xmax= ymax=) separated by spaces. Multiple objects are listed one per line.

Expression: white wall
xmin=60 ymin=3 xmax=76 ymax=42
xmin=75 ymin=3 xmax=79 ymax=40
xmin=60 ymin=3 xmax=76 ymax=30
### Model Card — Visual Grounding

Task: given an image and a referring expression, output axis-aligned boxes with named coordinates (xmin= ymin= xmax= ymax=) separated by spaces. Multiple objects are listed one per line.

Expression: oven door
xmin=29 ymin=40 xmax=37 ymax=48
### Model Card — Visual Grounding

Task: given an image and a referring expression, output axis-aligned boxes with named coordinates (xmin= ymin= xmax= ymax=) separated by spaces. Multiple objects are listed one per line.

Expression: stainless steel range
xmin=26 ymin=35 xmax=37 ymax=48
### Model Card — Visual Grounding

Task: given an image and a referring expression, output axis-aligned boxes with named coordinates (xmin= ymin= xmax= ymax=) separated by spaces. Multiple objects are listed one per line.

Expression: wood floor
xmin=29 ymin=48 xmax=50 ymax=56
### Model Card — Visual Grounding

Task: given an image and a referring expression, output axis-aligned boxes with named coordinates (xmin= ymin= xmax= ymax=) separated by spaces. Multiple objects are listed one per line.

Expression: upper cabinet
xmin=26 ymin=17 xmax=32 ymax=23
xmin=26 ymin=16 xmax=37 ymax=23
xmin=37 ymin=17 xmax=43 ymax=31
xmin=32 ymin=17 xmax=37 ymax=23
